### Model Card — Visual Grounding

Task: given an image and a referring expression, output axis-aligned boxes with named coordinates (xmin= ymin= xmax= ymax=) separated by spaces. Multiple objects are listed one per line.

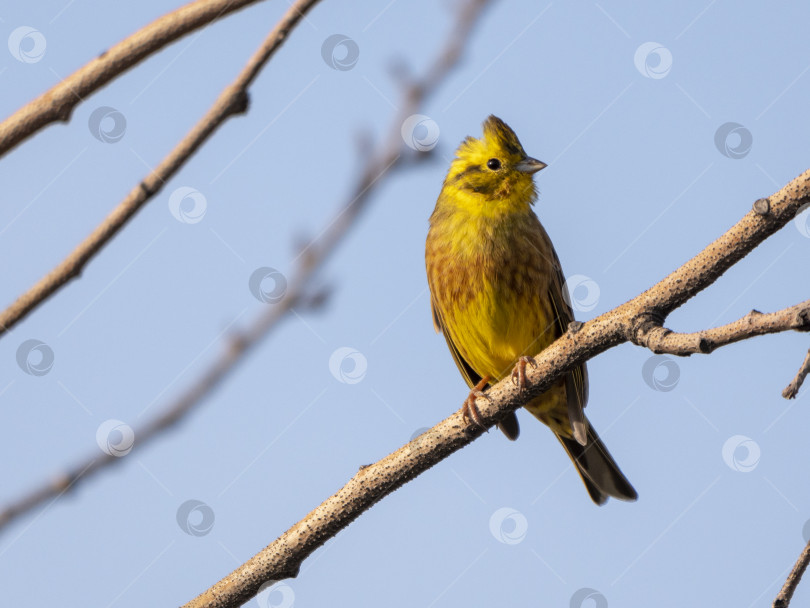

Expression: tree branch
xmin=180 ymin=171 xmax=809 ymax=607
xmin=0 ymin=0 xmax=264 ymax=159
xmin=774 ymin=539 xmax=810 ymax=607
xmin=638 ymin=301 xmax=810 ymax=356
xmin=620 ymin=192 xmax=807 ymax=352
xmin=783 ymin=349 xmax=810 ymax=399
xmin=0 ymin=0 xmax=493 ymax=535
xmin=0 ymin=0 xmax=320 ymax=340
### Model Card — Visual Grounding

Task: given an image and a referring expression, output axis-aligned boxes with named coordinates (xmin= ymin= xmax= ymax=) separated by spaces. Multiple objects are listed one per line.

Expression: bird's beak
xmin=516 ymin=157 xmax=547 ymax=174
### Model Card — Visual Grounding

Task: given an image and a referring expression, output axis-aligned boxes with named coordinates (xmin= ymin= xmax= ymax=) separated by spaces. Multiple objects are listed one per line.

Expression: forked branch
xmin=182 ymin=172 xmax=810 ymax=608
xmin=0 ymin=0 xmax=321 ymax=339
xmin=0 ymin=0 xmax=494 ymax=541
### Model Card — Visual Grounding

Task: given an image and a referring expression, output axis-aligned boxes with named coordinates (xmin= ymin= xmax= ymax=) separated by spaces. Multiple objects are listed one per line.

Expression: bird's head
xmin=443 ymin=115 xmax=546 ymax=215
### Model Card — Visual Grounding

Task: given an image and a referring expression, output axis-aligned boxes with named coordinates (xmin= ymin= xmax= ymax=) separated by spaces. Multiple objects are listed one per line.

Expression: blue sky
xmin=1 ymin=1 xmax=810 ymax=607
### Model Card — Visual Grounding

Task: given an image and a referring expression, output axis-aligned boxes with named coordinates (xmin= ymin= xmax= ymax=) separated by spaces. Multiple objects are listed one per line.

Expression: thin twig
xmin=0 ymin=0 xmax=320 ymax=340
xmin=638 ymin=301 xmax=810 ymax=356
xmin=0 ymin=0 xmax=492 ymax=536
xmin=773 ymin=539 xmax=810 ymax=607
xmin=783 ymin=349 xmax=810 ymax=399
xmin=0 ymin=0 xmax=264 ymax=159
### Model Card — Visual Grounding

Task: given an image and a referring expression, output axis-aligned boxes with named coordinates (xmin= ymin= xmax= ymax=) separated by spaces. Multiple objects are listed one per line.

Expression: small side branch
xmin=773 ymin=539 xmax=810 ymax=607
xmin=635 ymin=301 xmax=810 ymax=356
xmin=783 ymin=349 xmax=810 ymax=399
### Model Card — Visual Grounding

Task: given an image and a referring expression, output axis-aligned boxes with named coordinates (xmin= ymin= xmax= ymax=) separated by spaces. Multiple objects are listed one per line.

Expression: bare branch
xmin=625 ymin=188 xmax=810 ymax=348
xmin=629 ymin=194 xmax=805 ymax=321
xmin=638 ymin=301 xmax=810 ymax=356
xmin=783 ymin=349 xmax=810 ymax=399
xmin=0 ymin=0 xmax=264 ymax=159
xmin=774 ymin=539 xmax=810 ymax=608
xmin=182 ymin=167 xmax=810 ymax=608
xmin=0 ymin=0 xmax=492 ymax=535
xmin=0 ymin=0 xmax=321 ymax=340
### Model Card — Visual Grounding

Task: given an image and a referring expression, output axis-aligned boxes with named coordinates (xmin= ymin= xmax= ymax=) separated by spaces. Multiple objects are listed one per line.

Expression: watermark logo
xmin=407 ymin=426 xmax=431 ymax=454
xmin=88 ymin=106 xmax=127 ymax=143
xmin=329 ymin=347 xmax=367 ymax=384
xmin=256 ymin=581 xmax=295 ymax=608
xmin=176 ymin=499 xmax=215 ymax=536
xmin=714 ymin=122 xmax=752 ymax=159
xmin=321 ymin=34 xmax=359 ymax=71
xmin=249 ymin=267 xmax=287 ymax=304
xmin=641 ymin=355 xmax=680 ymax=392
xmin=722 ymin=435 xmax=760 ymax=472
xmin=634 ymin=42 xmax=672 ymax=79
xmin=8 ymin=26 xmax=46 ymax=63
xmin=563 ymin=274 xmax=600 ymax=313
xmin=570 ymin=588 xmax=608 ymax=608
xmin=169 ymin=187 xmax=207 ymax=224
xmin=401 ymin=114 xmax=440 ymax=152
xmin=16 ymin=339 xmax=54 ymax=376
xmin=489 ymin=507 xmax=528 ymax=545
xmin=96 ymin=420 xmax=135 ymax=457
xmin=793 ymin=203 xmax=810 ymax=238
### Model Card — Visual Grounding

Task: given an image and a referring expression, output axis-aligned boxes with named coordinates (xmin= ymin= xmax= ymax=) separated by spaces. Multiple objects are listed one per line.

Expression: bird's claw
xmin=511 ymin=356 xmax=537 ymax=391
xmin=460 ymin=377 xmax=490 ymax=431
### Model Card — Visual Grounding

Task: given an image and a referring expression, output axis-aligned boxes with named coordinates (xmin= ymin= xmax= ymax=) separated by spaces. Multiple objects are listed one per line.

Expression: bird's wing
xmin=430 ymin=296 xmax=481 ymax=388
xmin=545 ymin=240 xmax=589 ymax=446
xmin=431 ymin=295 xmax=520 ymax=441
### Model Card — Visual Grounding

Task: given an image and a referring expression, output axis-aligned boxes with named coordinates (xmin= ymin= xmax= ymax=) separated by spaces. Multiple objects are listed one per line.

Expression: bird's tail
xmin=556 ymin=421 xmax=637 ymax=505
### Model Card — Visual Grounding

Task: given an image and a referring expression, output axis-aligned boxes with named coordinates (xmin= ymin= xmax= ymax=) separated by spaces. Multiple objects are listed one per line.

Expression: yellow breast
xmin=426 ymin=207 xmax=557 ymax=382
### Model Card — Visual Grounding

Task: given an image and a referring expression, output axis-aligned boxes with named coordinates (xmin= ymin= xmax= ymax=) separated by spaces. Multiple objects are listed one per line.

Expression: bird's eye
xmin=486 ymin=158 xmax=501 ymax=170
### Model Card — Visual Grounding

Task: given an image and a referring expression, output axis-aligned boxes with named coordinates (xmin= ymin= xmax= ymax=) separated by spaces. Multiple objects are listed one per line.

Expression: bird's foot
xmin=460 ymin=377 xmax=490 ymax=431
xmin=510 ymin=356 xmax=537 ymax=391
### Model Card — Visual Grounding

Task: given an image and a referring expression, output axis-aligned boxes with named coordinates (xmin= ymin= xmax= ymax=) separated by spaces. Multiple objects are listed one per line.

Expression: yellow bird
xmin=425 ymin=115 xmax=636 ymax=505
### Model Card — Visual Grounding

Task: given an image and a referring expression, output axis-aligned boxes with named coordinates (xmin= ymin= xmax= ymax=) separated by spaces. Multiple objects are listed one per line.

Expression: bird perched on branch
xmin=425 ymin=115 xmax=636 ymax=504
